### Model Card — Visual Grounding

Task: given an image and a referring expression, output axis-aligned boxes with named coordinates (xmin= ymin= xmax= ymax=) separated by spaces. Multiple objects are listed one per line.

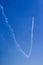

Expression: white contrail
xmin=0 ymin=5 xmax=8 ymax=24
xmin=16 ymin=16 xmax=34 ymax=58
xmin=0 ymin=4 xmax=34 ymax=58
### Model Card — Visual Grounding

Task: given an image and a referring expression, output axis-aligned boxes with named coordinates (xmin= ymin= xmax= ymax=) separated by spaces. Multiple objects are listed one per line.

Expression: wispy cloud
xmin=0 ymin=4 xmax=34 ymax=58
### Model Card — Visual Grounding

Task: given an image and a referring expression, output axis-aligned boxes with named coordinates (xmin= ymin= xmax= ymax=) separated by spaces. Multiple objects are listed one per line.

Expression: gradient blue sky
xmin=0 ymin=0 xmax=43 ymax=65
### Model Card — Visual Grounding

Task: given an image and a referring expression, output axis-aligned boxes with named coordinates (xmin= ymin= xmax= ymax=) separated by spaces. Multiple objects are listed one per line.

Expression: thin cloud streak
xmin=0 ymin=5 xmax=34 ymax=58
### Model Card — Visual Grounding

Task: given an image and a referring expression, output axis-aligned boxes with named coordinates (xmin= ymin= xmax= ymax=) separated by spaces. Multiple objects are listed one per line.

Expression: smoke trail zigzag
xmin=0 ymin=5 xmax=34 ymax=58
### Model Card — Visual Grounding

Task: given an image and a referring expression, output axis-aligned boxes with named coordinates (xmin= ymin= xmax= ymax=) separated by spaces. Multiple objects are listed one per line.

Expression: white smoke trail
xmin=16 ymin=16 xmax=34 ymax=58
xmin=0 ymin=5 xmax=34 ymax=58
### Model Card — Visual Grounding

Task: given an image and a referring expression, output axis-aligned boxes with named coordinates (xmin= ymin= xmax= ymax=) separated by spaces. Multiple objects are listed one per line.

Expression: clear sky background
xmin=0 ymin=0 xmax=43 ymax=65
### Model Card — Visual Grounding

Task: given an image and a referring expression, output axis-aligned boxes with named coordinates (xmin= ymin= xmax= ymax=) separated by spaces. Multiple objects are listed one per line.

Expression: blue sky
xmin=0 ymin=0 xmax=43 ymax=65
